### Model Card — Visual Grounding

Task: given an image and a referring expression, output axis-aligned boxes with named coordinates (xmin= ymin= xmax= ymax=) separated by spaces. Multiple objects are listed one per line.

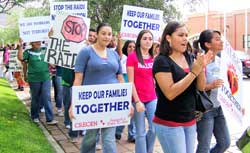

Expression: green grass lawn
xmin=0 ymin=79 xmax=55 ymax=153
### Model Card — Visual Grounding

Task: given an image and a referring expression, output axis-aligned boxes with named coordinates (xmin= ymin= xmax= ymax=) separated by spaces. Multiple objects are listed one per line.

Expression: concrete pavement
xmin=12 ymin=82 xmax=244 ymax=153
xmin=12 ymin=83 xmax=163 ymax=153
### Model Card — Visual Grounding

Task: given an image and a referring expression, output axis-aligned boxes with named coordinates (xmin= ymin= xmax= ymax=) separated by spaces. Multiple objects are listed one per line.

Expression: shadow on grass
xmin=0 ymin=82 xmax=10 ymax=88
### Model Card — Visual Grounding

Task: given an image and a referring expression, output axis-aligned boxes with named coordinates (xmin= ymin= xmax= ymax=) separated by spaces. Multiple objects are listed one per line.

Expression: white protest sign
xmin=50 ymin=1 xmax=88 ymax=20
xmin=8 ymin=50 xmax=22 ymax=72
xmin=45 ymin=13 xmax=90 ymax=69
xmin=120 ymin=5 xmax=163 ymax=41
xmin=72 ymin=83 xmax=132 ymax=131
xmin=217 ymin=40 xmax=243 ymax=129
xmin=18 ymin=16 xmax=51 ymax=42
xmin=0 ymin=49 xmax=4 ymax=65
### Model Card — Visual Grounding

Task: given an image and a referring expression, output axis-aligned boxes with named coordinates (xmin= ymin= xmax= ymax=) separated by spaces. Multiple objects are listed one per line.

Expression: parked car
xmin=234 ymin=51 xmax=250 ymax=78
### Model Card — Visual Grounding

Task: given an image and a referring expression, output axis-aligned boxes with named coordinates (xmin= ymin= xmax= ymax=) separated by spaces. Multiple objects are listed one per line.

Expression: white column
xmin=245 ymin=9 xmax=248 ymax=53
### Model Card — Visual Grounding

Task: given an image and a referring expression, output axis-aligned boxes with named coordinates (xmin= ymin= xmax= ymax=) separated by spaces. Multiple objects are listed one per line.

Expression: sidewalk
xmin=13 ymin=83 xmax=163 ymax=153
xmin=12 ymin=83 xmax=243 ymax=153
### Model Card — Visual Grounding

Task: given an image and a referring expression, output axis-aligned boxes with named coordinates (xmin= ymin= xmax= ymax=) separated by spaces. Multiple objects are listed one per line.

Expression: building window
xmin=243 ymin=35 xmax=250 ymax=48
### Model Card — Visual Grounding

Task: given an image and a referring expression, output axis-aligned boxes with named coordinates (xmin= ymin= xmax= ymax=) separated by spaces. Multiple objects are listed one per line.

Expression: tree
xmin=0 ymin=0 xmax=49 ymax=44
xmin=0 ymin=12 xmax=19 ymax=44
xmin=0 ymin=0 xmax=24 ymax=14
xmin=182 ymin=0 xmax=205 ymax=13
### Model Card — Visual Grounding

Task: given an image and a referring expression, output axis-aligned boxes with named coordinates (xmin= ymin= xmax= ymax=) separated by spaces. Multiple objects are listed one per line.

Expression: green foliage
xmin=0 ymin=79 xmax=54 ymax=153
xmin=0 ymin=12 xmax=19 ymax=44
xmin=0 ymin=0 xmax=25 ymax=14
xmin=23 ymin=7 xmax=50 ymax=17
xmin=0 ymin=1 xmax=50 ymax=44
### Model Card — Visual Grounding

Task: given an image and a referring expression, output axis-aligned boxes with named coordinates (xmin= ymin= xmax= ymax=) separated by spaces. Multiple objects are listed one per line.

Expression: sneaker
xmin=65 ymin=125 xmax=70 ymax=129
xmin=70 ymin=137 xmax=81 ymax=144
xmin=57 ymin=110 xmax=64 ymax=117
xmin=96 ymin=144 xmax=102 ymax=150
xmin=70 ymin=137 xmax=78 ymax=143
xmin=81 ymin=130 xmax=86 ymax=136
xmin=40 ymin=107 xmax=45 ymax=113
xmin=33 ymin=118 xmax=40 ymax=123
xmin=46 ymin=120 xmax=58 ymax=125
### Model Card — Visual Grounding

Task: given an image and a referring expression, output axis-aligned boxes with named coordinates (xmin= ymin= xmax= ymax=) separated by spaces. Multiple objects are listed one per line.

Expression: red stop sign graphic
xmin=61 ymin=15 xmax=87 ymax=43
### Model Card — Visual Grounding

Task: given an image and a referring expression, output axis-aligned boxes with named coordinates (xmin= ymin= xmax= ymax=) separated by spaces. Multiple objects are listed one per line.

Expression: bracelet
xmin=190 ymin=71 xmax=197 ymax=77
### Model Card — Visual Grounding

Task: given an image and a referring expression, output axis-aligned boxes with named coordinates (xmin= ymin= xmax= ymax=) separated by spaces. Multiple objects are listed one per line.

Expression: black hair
xmin=135 ymin=30 xmax=154 ymax=65
xmin=159 ymin=21 xmax=185 ymax=56
xmin=122 ymin=40 xmax=135 ymax=56
xmin=193 ymin=29 xmax=221 ymax=53
xmin=96 ymin=23 xmax=111 ymax=34
xmin=89 ymin=28 xmax=96 ymax=32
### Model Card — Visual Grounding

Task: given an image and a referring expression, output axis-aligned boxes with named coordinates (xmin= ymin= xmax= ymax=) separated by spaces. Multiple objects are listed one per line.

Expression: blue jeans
xmin=196 ymin=106 xmax=230 ymax=153
xmin=63 ymin=86 xmax=71 ymax=126
xmin=63 ymin=86 xmax=79 ymax=138
xmin=52 ymin=76 xmax=63 ymax=109
xmin=80 ymin=127 xmax=116 ymax=153
xmin=133 ymin=99 xmax=157 ymax=153
xmin=154 ymin=123 xmax=197 ymax=153
xmin=115 ymin=116 xmax=135 ymax=140
xmin=29 ymin=80 xmax=54 ymax=122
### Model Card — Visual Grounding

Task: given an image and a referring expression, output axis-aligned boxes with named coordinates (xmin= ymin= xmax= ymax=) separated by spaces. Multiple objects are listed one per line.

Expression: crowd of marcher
xmin=0 ymin=19 xmax=232 ymax=153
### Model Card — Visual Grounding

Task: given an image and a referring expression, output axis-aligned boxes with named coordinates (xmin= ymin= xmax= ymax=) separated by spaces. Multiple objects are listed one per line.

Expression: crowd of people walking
xmin=0 ymin=19 xmax=232 ymax=153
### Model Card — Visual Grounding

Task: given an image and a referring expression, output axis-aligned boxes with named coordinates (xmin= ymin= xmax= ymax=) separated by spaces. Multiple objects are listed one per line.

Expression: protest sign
xmin=72 ymin=83 xmax=132 ymax=130
xmin=120 ymin=5 xmax=163 ymax=41
xmin=217 ymin=40 xmax=243 ymax=129
xmin=50 ymin=1 xmax=87 ymax=20
xmin=18 ymin=16 xmax=51 ymax=42
xmin=45 ymin=13 xmax=90 ymax=69
xmin=8 ymin=50 xmax=22 ymax=72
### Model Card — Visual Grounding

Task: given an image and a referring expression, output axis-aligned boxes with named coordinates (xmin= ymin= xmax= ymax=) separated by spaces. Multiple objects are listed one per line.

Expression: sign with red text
xmin=45 ymin=13 xmax=90 ymax=69
xmin=72 ymin=83 xmax=132 ymax=131
xmin=217 ymin=40 xmax=243 ymax=128
xmin=18 ymin=16 xmax=51 ymax=42
xmin=120 ymin=5 xmax=163 ymax=41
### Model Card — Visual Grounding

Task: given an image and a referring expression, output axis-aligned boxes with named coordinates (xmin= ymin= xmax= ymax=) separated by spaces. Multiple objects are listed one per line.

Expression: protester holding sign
xmin=152 ymin=21 xmax=207 ymax=153
xmin=193 ymin=30 xmax=230 ymax=153
xmin=17 ymin=39 xmax=58 ymax=125
xmin=69 ymin=23 xmax=131 ymax=153
xmin=127 ymin=29 xmax=157 ymax=153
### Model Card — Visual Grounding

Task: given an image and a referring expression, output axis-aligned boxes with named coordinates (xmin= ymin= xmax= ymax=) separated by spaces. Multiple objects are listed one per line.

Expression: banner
xmin=8 ymin=50 xmax=22 ymax=72
xmin=217 ymin=40 xmax=243 ymax=129
xmin=72 ymin=83 xmax=132 ymax=130
xmin=120 ymin=5 xmax=163 ymax=41
xmin=50 ymin=1 xmax=88 ymax=20
xmin=45 ymin=13 xmax=90 ymax=69
xmin=18 ymin=16 xmax=51 ymax=43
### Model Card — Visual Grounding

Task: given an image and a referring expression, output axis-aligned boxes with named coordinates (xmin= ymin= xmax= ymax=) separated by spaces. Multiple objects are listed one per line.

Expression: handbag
xmin=236 ymin=127 xmax=250 ymax=151
xmin=196 ymin=90 xmax=213 ymax=112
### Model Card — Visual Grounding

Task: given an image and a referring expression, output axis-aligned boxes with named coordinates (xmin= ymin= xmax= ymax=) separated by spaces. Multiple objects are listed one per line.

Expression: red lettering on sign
xmin=61 ymin=15 xmax=87 ymax=43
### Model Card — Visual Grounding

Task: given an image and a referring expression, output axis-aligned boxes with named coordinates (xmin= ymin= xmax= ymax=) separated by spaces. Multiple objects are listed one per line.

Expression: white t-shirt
xmin=121 ymin=54 xmax=127 ymax=74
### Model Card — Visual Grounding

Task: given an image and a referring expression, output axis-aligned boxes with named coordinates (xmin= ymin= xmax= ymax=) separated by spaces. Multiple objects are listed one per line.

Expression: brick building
xmin=185 ymin=10 xmax=250 ymax=51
